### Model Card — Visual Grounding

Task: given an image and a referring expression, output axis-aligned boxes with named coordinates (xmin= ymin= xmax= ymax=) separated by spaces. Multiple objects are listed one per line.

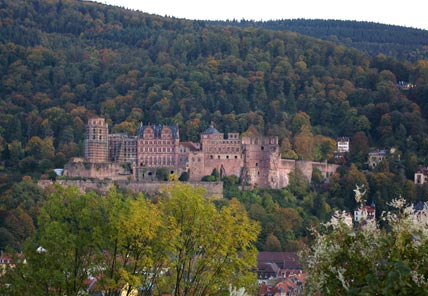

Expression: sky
xmin=98 ymin=0 xmax=428 ymax=30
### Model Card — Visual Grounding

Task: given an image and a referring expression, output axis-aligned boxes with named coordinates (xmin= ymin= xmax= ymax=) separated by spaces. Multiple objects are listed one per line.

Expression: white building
xmin=336 ymin=137 xmax=350 ymax=153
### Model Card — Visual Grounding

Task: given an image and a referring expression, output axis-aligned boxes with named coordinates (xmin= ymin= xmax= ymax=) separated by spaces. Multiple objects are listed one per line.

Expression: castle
xmin=63 ymin=117 xmax=339 ymax=189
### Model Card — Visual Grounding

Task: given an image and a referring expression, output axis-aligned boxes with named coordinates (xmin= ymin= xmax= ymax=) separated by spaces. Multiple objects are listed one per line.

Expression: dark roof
xmin=337 ymin=137 xmax=350 ymax=141
xmin=137 ymin=124 xmax=179 ymax=139
xmin=202 ymin=123 xmax=220 ymax=135
xmin=257 ymin=252 xmax=301 ymax=269
xmin=258 ymin=262 xmax=280 ymax=273
xmin=368 ymin=149 xmax=387 ymax=156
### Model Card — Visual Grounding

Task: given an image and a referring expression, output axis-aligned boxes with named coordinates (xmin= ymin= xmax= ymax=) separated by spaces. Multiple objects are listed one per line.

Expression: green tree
xmin=98 ymin=188 xmax=173 ymax=296
xmin=4 ymin=185 xmax=106 ymax=296
xmin=161 ymin=183 xmax=260 ymax=295
xmin=293 ymin=125 xmax=314 ymax=160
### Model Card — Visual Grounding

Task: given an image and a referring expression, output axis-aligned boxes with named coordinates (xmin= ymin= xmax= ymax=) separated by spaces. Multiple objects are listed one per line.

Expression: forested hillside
xmin=1 ymin=0 xmax=428 ymax=252
xmin=211 ymin=19 xmax=428 ymax=61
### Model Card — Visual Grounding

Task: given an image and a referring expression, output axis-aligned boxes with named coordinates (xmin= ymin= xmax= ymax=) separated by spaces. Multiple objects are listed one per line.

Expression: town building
xmin=368 ymin=149 xmax=387 ymax=169
xmin=64 ymin=117 xmax=339 ymax=189
xmin=414 ymin=166 xmax=428 ymax=185
xmin=354 ymin=205 xmax=376 ymax=223
xmin=336 ymin=137 xmax=350 ymax=153
xmin=257 ymin=252 xmax=305 ymax=296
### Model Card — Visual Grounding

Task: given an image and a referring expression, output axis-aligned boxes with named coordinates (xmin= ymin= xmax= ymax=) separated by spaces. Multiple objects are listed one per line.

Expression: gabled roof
xmin=137 ymin=124 xmax=179 ymax=139
xmin=258 ymin=262 xmax=280 ymax=273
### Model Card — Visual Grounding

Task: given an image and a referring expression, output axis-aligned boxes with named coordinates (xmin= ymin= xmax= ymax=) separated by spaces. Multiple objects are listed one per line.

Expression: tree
xmin=24 ymin=136 xmax=55 ymax=161
xmin=2 ymin=184 xmax=260 ymax=296
xmin=288 ymin=168 xmax=309 ymax=198
xmin=3 ymin=185 xmax=106 ymax=296
xmin=293 ymin=125 xmax=314 ymax=160
xmin=264 ymin=233 xmax=282 ymax=251
xmin=291 ymin=112 xmax=311 ymax=134
xmin=98 ymin=188 xmax=173 ymax=296
xmin=161 ymin=183 xmax=260 ymax=295
xmin=303 ymin=188 xmax=428 ymax=295
xmin=350 ymin=132 xmax=369 ymax=166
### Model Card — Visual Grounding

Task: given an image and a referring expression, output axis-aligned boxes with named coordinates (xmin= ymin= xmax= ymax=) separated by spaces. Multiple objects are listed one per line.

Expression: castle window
xmin=218 ymin=155 xmax=220 ymax=159
xmin=226 ymin=155 xmax=229 ymax=159
xmin=210 ymin=155 xmax=213 ymax=159
xmin=235 ymin=156 xmax=238 ymax=159
xmin=256 ymin=163 xmax=258 ymax=167
xmin=261 ymin=146 xmax=264 ymax=151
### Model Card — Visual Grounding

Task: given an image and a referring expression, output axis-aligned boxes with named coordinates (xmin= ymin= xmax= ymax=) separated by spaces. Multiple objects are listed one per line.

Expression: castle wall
xmin=312 ymin=161 xmax=340 ymax=179
xmin=243 ymin=136 xmax=279 ymax=188
xmin=39 ymin=180 xmax=223 ymax=199
xmin=64 ymin=159 xmax=131 ymax=180
xmin=275 ymin=159 xmax=297 ymax=188
xmin=296 ymin=160 xmax=314 ymax=182
xmin=188 ymin=152 xmax=206 ymax=181
xmin=70 ymin=118 xmax=340 ymax=189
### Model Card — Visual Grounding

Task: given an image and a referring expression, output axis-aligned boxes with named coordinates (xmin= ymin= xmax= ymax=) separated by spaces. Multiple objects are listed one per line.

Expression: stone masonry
xmin=64 ymin=117 xmax=339 ymax=189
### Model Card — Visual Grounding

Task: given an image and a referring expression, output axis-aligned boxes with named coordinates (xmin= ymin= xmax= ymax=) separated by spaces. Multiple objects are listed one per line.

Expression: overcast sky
xmin=97 ymin=0 xmax=428 ymax=30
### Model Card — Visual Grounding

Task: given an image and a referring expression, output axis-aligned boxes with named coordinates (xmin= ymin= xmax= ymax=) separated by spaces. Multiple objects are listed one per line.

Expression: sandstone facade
xmin=64 ymin=117 xmax=339 ymax=189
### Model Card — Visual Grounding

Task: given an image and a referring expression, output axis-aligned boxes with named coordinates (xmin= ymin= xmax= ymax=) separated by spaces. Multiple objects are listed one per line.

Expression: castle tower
xmin=84 ymin=117 xmax=109 ymax=163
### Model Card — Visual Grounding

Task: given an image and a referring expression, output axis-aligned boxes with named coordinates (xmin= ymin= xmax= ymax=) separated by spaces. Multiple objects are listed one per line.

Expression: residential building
xmin=368 ymin=149 xmax=387 ymax=169
xmin=336 ymin=137 xmax=350 ymax=153
xmin=257 ymin=252 xmax=305 ymax=296
xmin=415 ymin=166 xmax=428 ymax=185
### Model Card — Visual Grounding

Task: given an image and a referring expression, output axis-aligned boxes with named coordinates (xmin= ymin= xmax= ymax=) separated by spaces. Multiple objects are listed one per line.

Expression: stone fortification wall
xmin=312 ymin=162 xmax=340 ymax=178
xmin=296 ymin=160 xmax=314 ymax=181
xmin=63 ymin=159 xmax=131 ymax=181
xmin=275 ymin=159 xmax=296 ymax=188
xmin=39 ymin=180 xmax=223 ymax=199
xmin=296 ymin=160 xmax=340 ymax=182
xmin=120 ymin=181 xmax=223 ymax=198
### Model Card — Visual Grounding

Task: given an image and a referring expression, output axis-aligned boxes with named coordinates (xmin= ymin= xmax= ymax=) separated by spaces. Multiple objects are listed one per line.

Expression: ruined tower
xmin=84 ymin=117 xmax=109 ymax=163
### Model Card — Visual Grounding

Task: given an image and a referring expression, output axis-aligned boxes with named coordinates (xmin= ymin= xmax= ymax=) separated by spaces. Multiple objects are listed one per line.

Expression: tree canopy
xmin=0 ymin=183 xmax=260 ymax=296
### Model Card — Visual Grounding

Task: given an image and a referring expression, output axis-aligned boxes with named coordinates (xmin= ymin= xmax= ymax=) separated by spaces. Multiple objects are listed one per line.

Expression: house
xmin=414 ymin=166 xmax=428 ymax=185
xmin=0 ymin=252 xmax=15 ymax=276
xmin=257 ymin=252 xmax=305 ymax=296
xmin=397 ymin=81 xmax=415 ymax=90
xmin=368 ymin=149 xmax=387 ymax=169
xmin=336 ymin=137 xmax=350 ymax=153
xmin=354 ymin=205 xmax=376 ymax=223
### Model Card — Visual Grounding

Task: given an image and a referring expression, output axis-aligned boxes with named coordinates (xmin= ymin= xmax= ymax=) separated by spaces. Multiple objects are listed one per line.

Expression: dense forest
xmin=1 ymin=0 xmax=428 ymax=252
xmin=209 ymin=19 xmax=428 ymax=61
